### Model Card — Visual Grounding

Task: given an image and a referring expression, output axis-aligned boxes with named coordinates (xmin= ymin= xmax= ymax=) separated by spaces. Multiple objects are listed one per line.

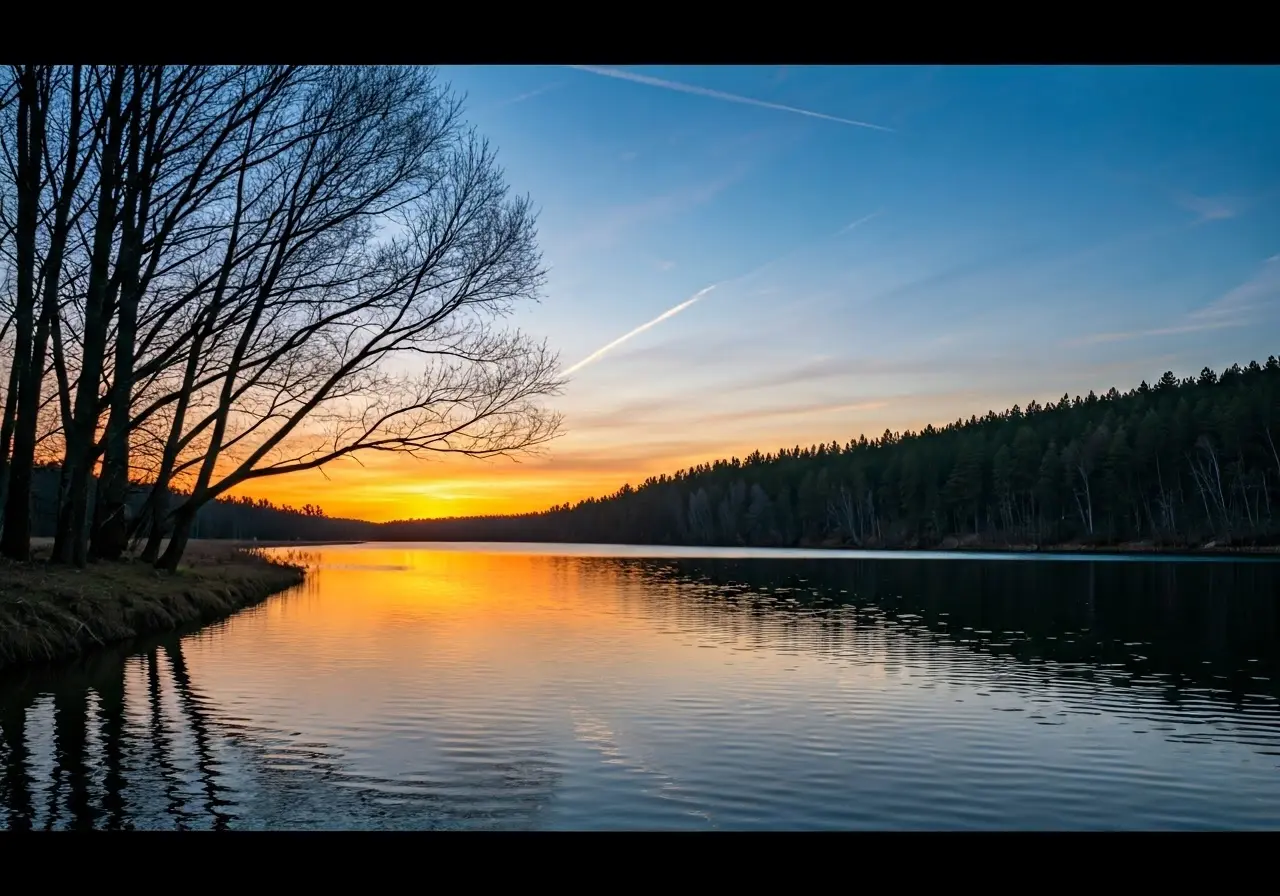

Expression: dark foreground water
xmin=2 ymin=543 xmax=1280 ymax=830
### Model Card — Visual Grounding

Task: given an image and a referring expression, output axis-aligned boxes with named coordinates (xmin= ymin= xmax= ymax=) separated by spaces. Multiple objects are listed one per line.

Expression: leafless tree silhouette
xmin=0 ymin=65 xmax=563 ymax=570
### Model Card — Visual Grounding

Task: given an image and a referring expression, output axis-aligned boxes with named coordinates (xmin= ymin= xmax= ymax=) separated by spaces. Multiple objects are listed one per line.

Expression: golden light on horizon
xmin=222 ymin=445 xmax=744 ymax=521
xmin=220 ymin=382 xmax=1111 ymax=522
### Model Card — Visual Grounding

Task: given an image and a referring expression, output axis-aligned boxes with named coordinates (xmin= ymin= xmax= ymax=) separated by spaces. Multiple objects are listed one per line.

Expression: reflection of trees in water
xmin=217 ymin=743 xmax=559 ymax=831
xmin=611 ymin=555 xmax=1280 ymax=752
xmin=1 ymin=653 xmax=121 ymax=830
xmin=0 ymin=693 xmax=34 ymax=829
xmin=51 ymin=687 xmax=93 ymax=829
xmin=0 ymin=630 xmax=559 ymax=830
xmin=5 ymin=550 xmax=1275 ymax=828
xmin=145 ymin=651 xmax=186 ymax=824
xmin=97 ymin=658 xmax=126 ymax=830
xmin=163 ymin=643 xmax=232 ymax=829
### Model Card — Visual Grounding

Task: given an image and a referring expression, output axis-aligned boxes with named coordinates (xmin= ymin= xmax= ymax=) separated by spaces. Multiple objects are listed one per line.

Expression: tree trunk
xmin=139 ymin=299 xmax=218 ymax=563
xmin=92 ymin=69 xmax=149 ymax=562
xmin=0 ymin=701 xmax=34 ymax=830
xmin=0 ymin=363 xmax=19 ymax=542
xmin=0 ymin=67 xmax=42 ymax=561
xmin=5 ymin=68 xmax=83 ymax=561
xmin=90 ymin=330 xmax=137 ymax=561
xmin=53 ymin=68 xmax=125 ymax=567
xmin=1265 ymin=427 xmax=1280 ymax=491
xmin=156 ymin=505 xmax=196 ymax=571
xmin=1080 ymin=470 xmax=1094 ymax=535
xmin=139 ymin=486 xmax=170 ymax=563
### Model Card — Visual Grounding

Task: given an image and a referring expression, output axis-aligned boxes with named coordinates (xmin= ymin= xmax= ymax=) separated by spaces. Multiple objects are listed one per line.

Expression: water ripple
xmin=3 ymin=545 xmax=1280 ymax=829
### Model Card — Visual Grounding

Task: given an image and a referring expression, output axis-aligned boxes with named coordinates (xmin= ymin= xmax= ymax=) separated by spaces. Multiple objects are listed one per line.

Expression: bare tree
xmin=0 ymin=315 xmax=15 ymax=535
xmin=0 ymin=66 xmax=45 ymax=557
xmin=0 ymin=83 xmax=17 ymax=539
xmin=1062 ymin=426 xmax=1108 ymax=537
xmin=149 ymin=67 xmax=562 ymax=569
xmin=91 ymin=66 xmax=306 ymax=560
xmin=0 ymin=65 xmax=563 ymax=570
xmin=0 ymin=66 xmax=92 ymax=559
xmin=48 ymin=67 xmax=133 ymax=564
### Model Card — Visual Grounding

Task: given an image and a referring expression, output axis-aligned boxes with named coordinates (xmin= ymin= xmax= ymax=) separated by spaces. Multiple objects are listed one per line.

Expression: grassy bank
xmin=0 ymin=540 xmax=304 ymax=674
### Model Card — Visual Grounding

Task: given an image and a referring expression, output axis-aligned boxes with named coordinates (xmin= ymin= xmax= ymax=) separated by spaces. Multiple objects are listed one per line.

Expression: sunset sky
xmin=244 ymin=66 xmax=1280 ymax=522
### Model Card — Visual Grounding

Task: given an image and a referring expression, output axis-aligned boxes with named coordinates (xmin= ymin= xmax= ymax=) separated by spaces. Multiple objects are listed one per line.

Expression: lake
xmin=2 ymin=542 xmax=1279 ymax=830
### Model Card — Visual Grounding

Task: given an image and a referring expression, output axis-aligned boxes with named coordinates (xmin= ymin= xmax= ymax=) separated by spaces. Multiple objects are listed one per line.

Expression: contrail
xmin=729 ymin=209 xmax=884 ymax=284
xmin=564 ymin=210 xmax=884 ymax=377
xmin=567 ymin=66 xmax=894 ymax=133
xmin=494 ymin=81 xmax=563 ymax=109
xmin=838 ymin=209 xmax=882 ymax=234
xmin=563 ymin=285 xmax=717 ymax=376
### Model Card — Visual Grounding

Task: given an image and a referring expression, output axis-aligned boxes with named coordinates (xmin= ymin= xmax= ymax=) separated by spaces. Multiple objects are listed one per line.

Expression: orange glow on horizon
xmin=220 ymin=399 xmax=938 ymax=521
xmin=225 ymin=451 xmax=725 ymax=522
xmin=223 ymin=377 xmax=1139 ymax=522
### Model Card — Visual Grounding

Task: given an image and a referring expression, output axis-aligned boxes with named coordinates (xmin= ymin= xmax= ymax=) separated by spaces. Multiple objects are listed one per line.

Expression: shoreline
xmin=219 ymin=538 xmax=367 ymax=549
xmin=246 ymin=535 xmax=1280 ymax=557
xmin=796 ymin=539 xmax=1280 ymax=557
xmin=251 ymin=536 xmax=1280 ymax=558
xmin=785 ymin=539 xmax=1280 ymax=557
xmin=4 ymin=534 xmax=1272 ymax=676
xmin=0 ymin=541 xmax=305 ymax=675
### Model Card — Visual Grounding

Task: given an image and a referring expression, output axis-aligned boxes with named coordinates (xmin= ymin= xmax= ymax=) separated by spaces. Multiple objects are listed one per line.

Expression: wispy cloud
xmin=571 ymin=397 xmax=678 ymax=432
xmin=724 ymin=350 xmax=1182 ymax=397
xmin=602 ymin=331 xmax=779 ymax=370
xmin=567 ymin=65 xmax=895 ymax=133
xmin=1073 ymin=320 xmax=1246 ymax=346
xmin=566 ymin=167 xmax=749 ymax=252
xmin=493 ymin=81 xmax=563 ymax=109
xmin=563 ymin=285 xmax=718 ymax=376
xmin=719 ymin=209 xmax=885 ymax=289
xmin=702 ymin=399 xmax=890 ymax=427
xmin=837 ymin=210 xmax=883 ymax=235
xmin=724 ymin=355 xmax=1002 ymax=394
xmin=1074 ymin=254 xmax=1280 ymax=345
xmin=844 ymin=239 xmax=1043 ymax=309
xmin=573 ymin=396 xmax=890 ymax=434
xmin=1191 ymin=253 xmax=1280 ymax=320
xmin=1175 ymin=191 xmax=1243 ymax=224
xmin=534 ymin=439 xmax=741 ymax=475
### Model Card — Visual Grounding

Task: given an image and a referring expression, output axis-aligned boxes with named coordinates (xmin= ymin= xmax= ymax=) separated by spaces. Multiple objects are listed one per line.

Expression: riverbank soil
xmin=0 ymin=540 xmax=303 ymax=673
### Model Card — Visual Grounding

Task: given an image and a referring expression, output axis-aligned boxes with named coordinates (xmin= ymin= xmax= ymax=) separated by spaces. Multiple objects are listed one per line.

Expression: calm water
xmin=3 ymin=543 xmax=1280 ymax=830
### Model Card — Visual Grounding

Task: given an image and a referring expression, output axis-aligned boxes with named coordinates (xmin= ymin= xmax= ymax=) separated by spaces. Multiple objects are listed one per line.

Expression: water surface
xmin=2 ymin=543 xmax=1279 ymax=830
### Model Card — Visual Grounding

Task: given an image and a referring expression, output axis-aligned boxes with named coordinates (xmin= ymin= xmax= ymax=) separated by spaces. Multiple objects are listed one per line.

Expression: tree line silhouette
xmin=6 ymin=68 xmax=1274 ymax=561
xmin=381 ymin=357 xmax=1280 ymax=550
xmin=12 ymin=461 xmax=372 ymax=544
xmin=0 ymin=65 xmax=561 ymax=570
xmin=23 ymin=354 xmax=1271 ymax=551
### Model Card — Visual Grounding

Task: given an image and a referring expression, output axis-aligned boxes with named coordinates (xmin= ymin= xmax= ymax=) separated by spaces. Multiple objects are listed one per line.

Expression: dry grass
xmin=0 ymin=540 xmax=304 ymax=673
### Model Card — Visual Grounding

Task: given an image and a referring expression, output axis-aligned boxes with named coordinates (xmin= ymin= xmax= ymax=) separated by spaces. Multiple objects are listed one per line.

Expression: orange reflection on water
xmin=173 ymin=544 xmax=911 ymax=765
xmin=186 ymin=548 xmax=714 ymax=710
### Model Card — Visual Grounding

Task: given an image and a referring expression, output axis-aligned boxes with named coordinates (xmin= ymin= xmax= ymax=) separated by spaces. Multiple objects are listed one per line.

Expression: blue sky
xmin=277 ymin=66 xmax=1280 ymax=519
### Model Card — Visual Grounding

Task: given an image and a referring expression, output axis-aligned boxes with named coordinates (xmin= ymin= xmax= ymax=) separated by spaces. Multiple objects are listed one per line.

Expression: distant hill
xmin=375 ymin=356 xmax=1280 ymax=551
xmin=19 ymin=464 xmax=377 ymax=545
xmin=24 ymin=356 xmax=1277 ymax=552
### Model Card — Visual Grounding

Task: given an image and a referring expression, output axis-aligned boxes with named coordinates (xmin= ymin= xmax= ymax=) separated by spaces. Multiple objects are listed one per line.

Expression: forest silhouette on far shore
xmin=29 ymin=354 xmax=1276 ymax=553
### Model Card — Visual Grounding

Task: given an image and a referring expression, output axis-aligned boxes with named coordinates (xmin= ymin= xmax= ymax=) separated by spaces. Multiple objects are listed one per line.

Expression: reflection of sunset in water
xmin=197 ymin=546 xmax=893 ymax=730
xmin=4 ymin=545 xmax=1280 ymax=829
